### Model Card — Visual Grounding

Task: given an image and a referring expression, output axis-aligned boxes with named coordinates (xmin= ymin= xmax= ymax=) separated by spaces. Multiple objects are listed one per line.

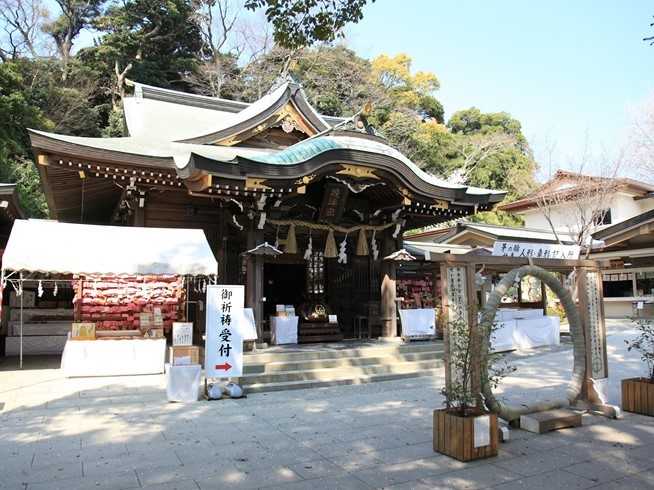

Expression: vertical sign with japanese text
xmin=205 ymin=285 xmax=244 ymax=378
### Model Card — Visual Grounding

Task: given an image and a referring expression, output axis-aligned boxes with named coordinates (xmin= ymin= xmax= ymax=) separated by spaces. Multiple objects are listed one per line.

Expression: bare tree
xmin=43 ymin=0 xmax=102 ymax=79
xmin=189 ymin=0 xmax=272 ymax=97
xmin=533 ymin=143 xmax=624 ymax=255
xmin=629 ymin=94 xmax=654 ymax=180
xmin=0 ymin=0 xmax=50 ymax=60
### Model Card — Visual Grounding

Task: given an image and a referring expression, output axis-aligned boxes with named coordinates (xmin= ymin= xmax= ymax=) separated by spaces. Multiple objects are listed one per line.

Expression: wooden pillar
xmin=380 ymin=261 xmax=397 ymax=338
xmin=217 ymin=207 xmax=228 ymax=282
xmin=245 ymin=226 xmax=265 ymax=341
xmin=133 ymin=190 xmax=146 ymax=226
xmin=380 ymin=230 xmax=398 ymax=338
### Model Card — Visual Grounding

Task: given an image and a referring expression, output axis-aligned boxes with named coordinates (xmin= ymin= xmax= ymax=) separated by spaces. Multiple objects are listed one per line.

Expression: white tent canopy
xmin=2 ymin=220 xmax=218 ymax=276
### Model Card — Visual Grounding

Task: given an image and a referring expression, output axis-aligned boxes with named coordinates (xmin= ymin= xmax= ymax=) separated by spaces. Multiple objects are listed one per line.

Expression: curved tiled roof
xmin=124 ymin=80 xmax=334 ymax=144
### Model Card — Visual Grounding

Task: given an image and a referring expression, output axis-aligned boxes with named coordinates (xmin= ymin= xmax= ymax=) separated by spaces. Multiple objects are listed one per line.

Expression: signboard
xmin=139 ymin=312 xmax=152 ymax=329
xmin=492 ymin=241 xmax=580 ymax=260
xmin=242 ymin=308 xmax=258 ymax=341
xmin=319 ymin=183 xmax=348 ymax=222
xmin=205 ymin=285 xmax=244 ymax=378
xmin=172 ymin=322 xmax=193 ymax=346
xmin=473 ymin=415 xmax=491 ymax=448
xmin=153 ymin=307 xmax=163 ymax=327
xmin=71 ymin=322 xmax=96 ymax=340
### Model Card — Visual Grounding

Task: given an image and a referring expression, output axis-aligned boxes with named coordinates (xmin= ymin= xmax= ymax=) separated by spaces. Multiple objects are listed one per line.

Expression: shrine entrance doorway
xmin=263 ymin=262 xmax=306 ymax=320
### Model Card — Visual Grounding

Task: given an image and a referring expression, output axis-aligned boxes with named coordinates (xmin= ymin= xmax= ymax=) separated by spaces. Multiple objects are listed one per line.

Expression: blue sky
xmin=345 ymin=1 xmax=653 ymax=181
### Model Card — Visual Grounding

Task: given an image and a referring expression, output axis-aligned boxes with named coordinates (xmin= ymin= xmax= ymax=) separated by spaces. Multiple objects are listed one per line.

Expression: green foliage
xmin=236 ymin=45 xmax=378 ymax=118
xmin=15 ymin=58 xmax=102 ymax=136
xmin=370 ymin=53 xmax=440 ymax=126
xmin=0 ymin=155 xmax=49 ymax=218
xmin=442 ymin=315 xmax=515 ymax=414
xmin=102 ymin=106 xmax=126 ymax=137
xmin=468 ymin=210 xmax=524 ymax=227
xmin=42 ymin=0 xmax=105 ymax=64
xmin=244 ymin=0 xmax=373 ymax=49
xmin=79 ymin=0 xmax=203 ymax=92
xmin=626 ymin=319 xmax=654 ymax=383
xmin=0 ymin=62 xmax=50 ymax=217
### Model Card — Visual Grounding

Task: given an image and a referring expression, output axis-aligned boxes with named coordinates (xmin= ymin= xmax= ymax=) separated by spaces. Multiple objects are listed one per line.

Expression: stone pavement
xmin=1 ymin=319 xmax=653 ymax=489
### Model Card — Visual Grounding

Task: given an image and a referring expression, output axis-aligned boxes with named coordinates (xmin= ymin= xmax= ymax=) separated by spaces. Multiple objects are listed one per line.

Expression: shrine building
xmin=29 ymin=78 xmax=506 ymax=343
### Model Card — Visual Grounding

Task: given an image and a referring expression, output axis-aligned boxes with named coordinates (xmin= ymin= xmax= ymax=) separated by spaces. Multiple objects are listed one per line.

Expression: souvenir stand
xmin=0 ymin=220 xmax=218 ymax=374
xmin=391 ymin=250 xmax=438 ymax=339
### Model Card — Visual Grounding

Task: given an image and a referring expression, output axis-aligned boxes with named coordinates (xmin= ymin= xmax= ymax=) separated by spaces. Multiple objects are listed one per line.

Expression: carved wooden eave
xmin=184 ymin=172 xmax=212 ymax=192
xmin=175 ymin=83 xmax=330 ymax=146
xmin=241 ymin=242 xmax=283 ymax=256
xmin=384 ymin=249 xmax=417 ymax=261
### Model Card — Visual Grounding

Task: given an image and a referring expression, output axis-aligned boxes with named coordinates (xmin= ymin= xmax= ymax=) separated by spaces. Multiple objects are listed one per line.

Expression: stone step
xmin=238 ymin=358 xmax=443 ymax=385
xmin=298 ymin=334 xmax=344 ymax=344
xmin=244 ymin=341 xmax=443 ymax=364
xmin=242 ymin=368 xmax=442 ymax=393
xmin=520 ymin=409 xmax=583 ymax=434
xmin=243 ymin=350 xmax=443 ymax=374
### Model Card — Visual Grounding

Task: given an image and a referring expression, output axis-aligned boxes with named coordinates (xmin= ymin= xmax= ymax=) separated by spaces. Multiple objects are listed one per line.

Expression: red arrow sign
xmin=215 ymin=362 xmax=232 ymax=371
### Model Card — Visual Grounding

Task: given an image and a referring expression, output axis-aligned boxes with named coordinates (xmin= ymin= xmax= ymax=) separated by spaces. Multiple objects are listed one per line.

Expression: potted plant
xmin=434 ymin=316 xmax=513 ymax=462
xmin=622 ymin=318 xmax=654 ymax=416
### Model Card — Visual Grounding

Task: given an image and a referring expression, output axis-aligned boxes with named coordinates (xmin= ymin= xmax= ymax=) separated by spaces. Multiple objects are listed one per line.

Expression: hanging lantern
xmin=356 ymin=228 xmax=369 ymax=256
xmin=285 ymin=223 xmax=297 ymax=254
xmin=324 ymin=229 xmax=338 ymax=258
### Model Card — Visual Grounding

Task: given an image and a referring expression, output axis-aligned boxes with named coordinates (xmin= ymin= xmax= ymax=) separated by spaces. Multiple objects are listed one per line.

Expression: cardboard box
xmin=71 ymin=322 xmax=96 ymax=340
xmin=169 ymin=345 xmax=199 ymax=365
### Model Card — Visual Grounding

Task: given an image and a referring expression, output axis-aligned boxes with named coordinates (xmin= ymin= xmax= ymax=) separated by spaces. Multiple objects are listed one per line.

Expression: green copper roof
xmin=245 ymin=137 xmax=342 ymax=165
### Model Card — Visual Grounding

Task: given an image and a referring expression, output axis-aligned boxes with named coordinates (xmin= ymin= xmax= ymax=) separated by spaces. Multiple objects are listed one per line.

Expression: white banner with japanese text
xmin=492 ymin=241 xmax=580 ymax=260
xmin=205 ymin=285 xmax=244 ymax=378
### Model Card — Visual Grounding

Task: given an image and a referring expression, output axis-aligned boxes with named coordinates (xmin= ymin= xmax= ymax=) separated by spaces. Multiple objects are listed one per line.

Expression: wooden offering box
xmin=622 ymin=378 xmax=654 ymax=416
xmin=170 ymin=345 xmax=201 ymax=365
xmin=433 ymin=409 xmax=498 ymax=462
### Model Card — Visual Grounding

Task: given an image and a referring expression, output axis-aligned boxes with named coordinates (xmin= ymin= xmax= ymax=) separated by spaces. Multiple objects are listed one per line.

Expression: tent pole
xmin=185 ymin=276 xmax=189 ymax=321
xmin=19 ymin=272 xmax=23 ymax=369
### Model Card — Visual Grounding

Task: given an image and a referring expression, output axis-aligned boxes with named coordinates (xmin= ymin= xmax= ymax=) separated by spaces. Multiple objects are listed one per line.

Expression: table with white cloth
xmin=270 ymin=316 xmax=298 ymax=345
xmin=61 ymin=337 xmax=166 ymax=377
xmin=490 ymin=321 xmax=516 ymax=352
xmin=166 ymin=364 xmax=201 ymax=402
xmin=513 ymin=315 xmax=560 ymax=348
xmin=488 ymin=309 xmax=560 ymax=352
xmin=399 ymin=308 xmax=436 ymax=337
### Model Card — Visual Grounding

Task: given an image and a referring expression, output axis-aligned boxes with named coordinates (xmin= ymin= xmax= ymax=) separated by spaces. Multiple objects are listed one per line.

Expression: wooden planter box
xmin=433 ymin=409 xmax=498 ymax=462
xmin=622 ymin=378 xmax=654 ymax=416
